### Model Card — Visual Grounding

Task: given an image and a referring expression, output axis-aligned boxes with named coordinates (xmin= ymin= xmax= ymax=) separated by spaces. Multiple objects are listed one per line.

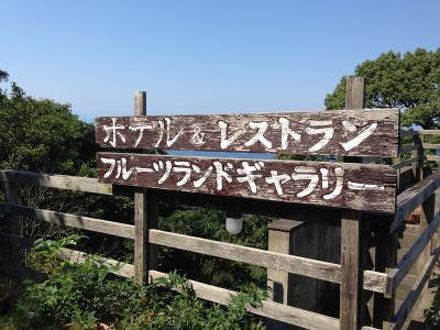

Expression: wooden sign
xmin=97 ymin=153 xmax=397 ymax=213
xmin=95 ymin=109 xmax=399 ymax=157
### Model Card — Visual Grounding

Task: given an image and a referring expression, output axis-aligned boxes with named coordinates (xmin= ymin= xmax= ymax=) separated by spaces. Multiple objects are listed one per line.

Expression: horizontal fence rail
xmin=391 ymin=210 xmax=440 ymax=290
xmin=391 ymin=173 xmax=440 ymax=232
xmin=392 ymin=156 xmax=420 ymax=170
xmin=0 ymin=199 xmax=389 ymax=294
xmin=418 ymin=130 xmax=440 ymax=136
xmin=392 ymin=245 xmax=440 ymax=329
xmin=0 ymin=170 xmax=112 ymax=195
xmin=0 ymin=202 xmax=135 ymax=239
xmin=149 ymin=229 xmax=389 ymax=294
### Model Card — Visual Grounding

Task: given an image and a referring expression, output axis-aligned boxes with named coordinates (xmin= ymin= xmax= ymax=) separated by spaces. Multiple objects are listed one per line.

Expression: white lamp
xmin=226 ymin=216 xmax=243 ymax=235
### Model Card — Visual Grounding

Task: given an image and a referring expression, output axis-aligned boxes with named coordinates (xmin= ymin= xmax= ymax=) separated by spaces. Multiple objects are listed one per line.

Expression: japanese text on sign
xmin=95 ymin=110 xmax=399 ymax=156
xmin=97 ymin=153 xmax=397 ymax=213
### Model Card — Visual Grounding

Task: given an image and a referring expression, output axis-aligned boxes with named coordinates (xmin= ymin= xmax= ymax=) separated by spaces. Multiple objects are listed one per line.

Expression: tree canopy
xmin=0 ymin=70 xmax=96 ymax=174
xmin=325 ymin=48 xmax=440 ymax=129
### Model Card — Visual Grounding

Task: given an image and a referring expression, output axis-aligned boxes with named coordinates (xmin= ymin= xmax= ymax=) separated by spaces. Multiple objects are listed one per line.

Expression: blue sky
xmin=1 ymin=1 xmax=439 ymax=122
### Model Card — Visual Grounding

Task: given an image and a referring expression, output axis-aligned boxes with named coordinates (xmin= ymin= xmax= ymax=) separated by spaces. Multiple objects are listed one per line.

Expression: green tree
xmin=0 ymin=70 xmax=107 ymax=241
xmin=0 ymin=70 xmax=96 ymax=174
xmin=0 ymin=70 xmax=9 ymax=97
xmin=325 ymin=48 xmax=440 ymax=128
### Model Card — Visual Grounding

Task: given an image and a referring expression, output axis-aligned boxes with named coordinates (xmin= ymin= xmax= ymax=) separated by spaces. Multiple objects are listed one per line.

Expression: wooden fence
xmin=1 ymin=78 xmax=440 ymax=329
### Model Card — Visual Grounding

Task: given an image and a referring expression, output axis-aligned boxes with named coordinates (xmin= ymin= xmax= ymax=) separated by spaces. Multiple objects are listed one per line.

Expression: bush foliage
xmin=1 ymin=236 xmax=265 ymax=329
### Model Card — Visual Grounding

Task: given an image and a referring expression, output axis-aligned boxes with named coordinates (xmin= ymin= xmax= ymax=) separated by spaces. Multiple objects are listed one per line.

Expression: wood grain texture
xmin=134 ymin=191 xmax=147 ymax=282
xmin=95 ymin=109 xmax=399 ymax=157
xmin=426 ymin=155 xmax=440 ymax=162
xmin=1 ymin=181 xmax=20 ymax=234
xmin=340 ymin=210 xmax=361 ymax=330
xmin=392 ymin=156 xmax=420 ymax=170
xmin=392 ymin=173 xmax=440 ymax=232
xmin=134 ymin=189 xmax=159 ymax=283
xmin=362 ymin=270 xmax=389 ymax=294
xmin=97 ymin=153 xmax=397 ymax=213
xmin=149 ymin=229 xmax=341 ymax=283
xmin=372 ymin=226 xmax=398 ymax=328
xmin=0 ymin=202 xmax=135 ymax=239
xmin=59 ymin=248 xmax=135 ymax=278
xmin=150 ymin=229 xmax=388 ymax=294
xmin=421 ymin=143 xmax=440 ymax=150
xmin=345 ymin=77 xmax=365 ymax=110
xmin=133 ymin=90 xmax=157 ymax=284
xmin=392 ymin=210 xmax=440 ymax=291
xmin=392 ymin=245 xmax=440 ymax=329
xmin=419 ymin=130 xmax=440 ymax=136
xmin=0 ymin=170 xmax=112 ymax=195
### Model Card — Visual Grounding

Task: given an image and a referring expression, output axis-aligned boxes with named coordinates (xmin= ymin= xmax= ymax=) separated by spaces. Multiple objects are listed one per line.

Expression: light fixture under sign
xmin=226 ymin=216 xmax=243 ymax=235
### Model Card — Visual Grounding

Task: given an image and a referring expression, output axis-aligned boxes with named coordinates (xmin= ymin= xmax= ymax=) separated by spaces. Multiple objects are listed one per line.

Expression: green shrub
xmin=5 ymin=236 xmax=266 ymax=329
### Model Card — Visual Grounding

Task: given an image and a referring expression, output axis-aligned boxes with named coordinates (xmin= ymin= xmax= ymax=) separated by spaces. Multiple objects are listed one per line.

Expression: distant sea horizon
xmin=167 ymin=150 xmax=275 ymax=160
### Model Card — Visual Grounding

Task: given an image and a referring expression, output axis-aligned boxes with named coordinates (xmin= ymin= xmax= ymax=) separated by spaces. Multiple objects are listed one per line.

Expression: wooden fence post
xmin=340 ymin=76 xmax=365 ymax=329
xmin=0 ymin=179 xmax=21 ymax=273
xmin=3 ymin=181 xmax=20 ymax=234
xmin=345 ymin=76 xmax=365 ymax=110
xmin=340 ymin=210 xmax=361 ymax=329
xmin=133 ymin=91 xmax=158 ymax=283
xmin=413 ymin=134 xmax=423 ymax=182
xmin=266 ymin=220 xmax=298 ymax=329
xmin=267 ymin=219 xmax=298 ymax=304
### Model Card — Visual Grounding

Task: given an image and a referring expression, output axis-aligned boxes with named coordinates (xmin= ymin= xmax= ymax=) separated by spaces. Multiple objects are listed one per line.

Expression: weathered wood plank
xmin=134 ymin=189 xmax=159 ymax=283
xmin=97 ymin=153 xmax=397 ymax=213
xmin=149 ymin=229 xmax=341 ymax=283
xmin=345 ymin=77 xmax=365 ymax=110
xmin=392 ymin=156 xmax=420 ymax=170
xmin=372 ymin=226 xmax=398 ymax=328
xmin=59 ymin=248 xmax=135 ymax=278
xmin=363 ymin=270 xmax=389 ymax=294
xmin=392 ymin=173 xmax=440 ymax=232
xmin=0 ymin=170 xmax=112 ymax=195
xmin=392 ymin=211 xmax=440 ymax=292
xmin=133 ymin=90 xmax=158 ymax=284
xmin=1 ymin=181 xmax=20 ymax=234
xmin=419 ymin=130 xmax=440 ymax=136
xmin=266 ymin=220 xmax=296 ymax=310
xmin=134 ymin=190 xmax=147 ymax=282
xmin=392 ymin=245 xmax=440 ymax=329
xmin=426 ymin=155 xmax=440 ymax=162
xmin=0 ymin=202 xmax=135 ymax=239
xmin=422 ymin=143 xmax=440 ymax=149
xmin=150 ymin=228 xmax=388 ymax=294
xmin=95 ymin=109 xmax=399 ymax=157
xmin=340 ymin=210 xmax=361 ymax=330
